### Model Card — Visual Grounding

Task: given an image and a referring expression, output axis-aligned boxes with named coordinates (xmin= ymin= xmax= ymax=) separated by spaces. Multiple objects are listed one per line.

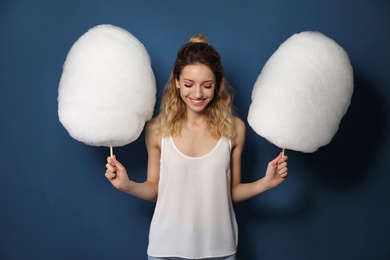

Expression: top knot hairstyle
xmin=189 ymin=34 xmax=208 ymax=43
xmin=158 ymin=34 xmax=236 ymax=139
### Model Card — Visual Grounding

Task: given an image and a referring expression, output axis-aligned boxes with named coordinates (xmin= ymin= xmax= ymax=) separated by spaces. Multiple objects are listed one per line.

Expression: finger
xmin=107 ymin=156 xmax=115 ymax=166
xmin=278 ymin=167 xmax=288 ymax=175
xmin=270 ymin=154 xmax=281 ymax=166
xmin=279 ymin=171 xmax=288 ymax=178
xmin=106 ymin=163 xmax=117 ymax=173
xmin=105 ymin=171 xmax=116 ymax=179
xmin=112 ymin=156 xmax=125 ymax=171
xmin=278 ymin=155 xmax=288 ymax=164
xmin=278 ymin=162 xmax=287 ymax=169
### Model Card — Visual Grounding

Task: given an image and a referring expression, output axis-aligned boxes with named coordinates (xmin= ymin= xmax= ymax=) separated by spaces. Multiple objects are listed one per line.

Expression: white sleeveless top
xmin=147 ymin=136 xmax=238 ymax=259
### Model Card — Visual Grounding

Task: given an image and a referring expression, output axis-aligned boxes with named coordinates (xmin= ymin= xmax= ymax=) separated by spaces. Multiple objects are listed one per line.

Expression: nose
xmin=194 ymin=85 xmax=203 ymax=98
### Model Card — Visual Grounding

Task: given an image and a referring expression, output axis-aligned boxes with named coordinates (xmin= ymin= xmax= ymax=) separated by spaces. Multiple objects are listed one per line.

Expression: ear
xmin=175 ymin=77 xmax=180 ymax=88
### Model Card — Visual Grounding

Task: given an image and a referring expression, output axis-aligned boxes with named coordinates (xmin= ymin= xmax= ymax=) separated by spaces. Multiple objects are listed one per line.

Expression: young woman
xmin=105 ymin=34 xmax=288 ymax=260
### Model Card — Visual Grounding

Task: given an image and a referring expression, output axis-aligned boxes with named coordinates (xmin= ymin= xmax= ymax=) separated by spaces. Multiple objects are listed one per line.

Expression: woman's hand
xmin=263 ymin=152 xmax=288 ymax=190
xmin=105 ymin=155 xmax=131 ymax=192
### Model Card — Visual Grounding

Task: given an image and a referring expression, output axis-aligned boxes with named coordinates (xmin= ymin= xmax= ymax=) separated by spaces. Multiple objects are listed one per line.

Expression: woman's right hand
xmin=105 ymin=155 xmax=131 ymax=192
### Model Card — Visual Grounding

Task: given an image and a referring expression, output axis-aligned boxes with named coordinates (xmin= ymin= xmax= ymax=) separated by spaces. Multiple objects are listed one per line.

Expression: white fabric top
xmin=147 ymin=136 xmax=238 ymax=259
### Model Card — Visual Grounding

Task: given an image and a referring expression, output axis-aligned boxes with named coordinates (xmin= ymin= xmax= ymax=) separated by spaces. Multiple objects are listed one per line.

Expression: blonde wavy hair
xmin=158 ymin=34 xmax=236 ymax=139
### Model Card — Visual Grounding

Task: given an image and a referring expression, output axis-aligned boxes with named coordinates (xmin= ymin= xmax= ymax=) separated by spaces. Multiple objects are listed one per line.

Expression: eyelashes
xmin=184 ymin=84 xmax=213 ymax=89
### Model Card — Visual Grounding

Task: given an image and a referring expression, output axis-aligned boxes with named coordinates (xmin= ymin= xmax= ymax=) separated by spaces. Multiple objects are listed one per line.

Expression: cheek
xmin=206 ymin=88 xmax=216 ymax=99
xmin=178 ymin=88 xmax=190 ymax=100
xmin=179 ymin=87 xmax=188 ymax=96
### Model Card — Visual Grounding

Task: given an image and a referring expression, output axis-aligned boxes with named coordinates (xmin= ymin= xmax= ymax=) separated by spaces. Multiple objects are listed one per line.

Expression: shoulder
xmin=234 ymin=117 xmax=245 ymax=133
xmin=146 ymin=116 xmax=160 ymax=132
xmin=232 ymin=117 xmax=245 ymax=149
xmin=146 ymin=117 xmax=162 ymax=149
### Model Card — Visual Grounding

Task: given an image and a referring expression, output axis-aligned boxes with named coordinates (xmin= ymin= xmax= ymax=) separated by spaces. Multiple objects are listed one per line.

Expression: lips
xmin=190 ymin=98 xmax=206 ymax=106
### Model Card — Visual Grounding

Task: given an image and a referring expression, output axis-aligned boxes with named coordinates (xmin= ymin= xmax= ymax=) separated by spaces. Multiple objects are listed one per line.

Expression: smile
xmin=190 ymin=98 xmax=206 ymax=106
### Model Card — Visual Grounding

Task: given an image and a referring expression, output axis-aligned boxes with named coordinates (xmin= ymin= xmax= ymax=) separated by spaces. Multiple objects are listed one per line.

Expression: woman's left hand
xmin=264 ymin=152 xmax=288 ymax=189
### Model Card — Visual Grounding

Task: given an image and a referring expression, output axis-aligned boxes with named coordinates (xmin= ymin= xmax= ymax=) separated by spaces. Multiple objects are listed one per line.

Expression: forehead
xmin=180 ymin=64 xmax=215 ymax=81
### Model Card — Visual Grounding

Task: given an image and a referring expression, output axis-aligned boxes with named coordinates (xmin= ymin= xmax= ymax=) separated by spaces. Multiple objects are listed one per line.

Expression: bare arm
xmin=105 ymin=118 xmax=161 ymax=202
xmin=230 ymin=117 xmax=288 ymax=203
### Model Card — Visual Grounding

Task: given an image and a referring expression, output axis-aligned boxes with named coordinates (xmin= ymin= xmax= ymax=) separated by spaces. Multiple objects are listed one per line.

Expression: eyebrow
xmin=183 ymin=78 xmax=214 ymax=83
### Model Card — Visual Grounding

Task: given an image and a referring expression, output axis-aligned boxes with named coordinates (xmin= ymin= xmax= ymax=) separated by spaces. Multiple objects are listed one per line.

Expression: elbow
xmin=146 ymin=181 xmax=159 ymax=202
xmin=230 ymin=190 xmax=243 ymax=204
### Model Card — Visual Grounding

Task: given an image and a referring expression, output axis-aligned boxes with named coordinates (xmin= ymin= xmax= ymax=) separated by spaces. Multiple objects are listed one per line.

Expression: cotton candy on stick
xmin=248 ymin=31 xmax=353 ymax=153
xmin=58 ymin=24 xmax=156 ymax=156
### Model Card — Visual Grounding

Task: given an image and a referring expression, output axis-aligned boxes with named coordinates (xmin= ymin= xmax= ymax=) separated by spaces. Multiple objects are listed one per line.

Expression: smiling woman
xmin=176 ymin=64 xmax=216 ymax=113
xmin=2 ymin=1 xmax=389 ymax=259
xmin=104 ymin=34 xmax=288 ymax=259
xmin=159 ymin=34 xmax=234 ymax=139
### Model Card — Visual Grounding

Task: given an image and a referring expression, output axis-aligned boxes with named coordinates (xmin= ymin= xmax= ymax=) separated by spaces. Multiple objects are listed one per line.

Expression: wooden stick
xmin=282 ymin=148 xmax=285 ymax=157
xmin=110 ymin=141 xmax=113 ymax=158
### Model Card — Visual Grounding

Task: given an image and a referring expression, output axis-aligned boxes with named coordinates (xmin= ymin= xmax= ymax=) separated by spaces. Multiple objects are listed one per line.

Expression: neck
xmin=184 ymin=111 xmax=208 ymax=125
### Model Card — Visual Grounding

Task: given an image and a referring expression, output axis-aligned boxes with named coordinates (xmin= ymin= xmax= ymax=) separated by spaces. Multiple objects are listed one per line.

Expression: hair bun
xmin=189 ymin=34 xmax=208 ymax=44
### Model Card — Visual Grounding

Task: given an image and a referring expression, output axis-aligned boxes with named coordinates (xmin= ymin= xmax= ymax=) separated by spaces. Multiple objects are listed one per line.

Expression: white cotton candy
xmin=58 ymin=24 xmax=156 ymax=147
xmin=248 ymin=31 xmax=353 ymax=153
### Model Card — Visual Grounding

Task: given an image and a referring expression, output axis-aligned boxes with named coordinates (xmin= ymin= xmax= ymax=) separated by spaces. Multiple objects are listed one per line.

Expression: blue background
xmin=1 ymin=0 xmax=389 ymax=259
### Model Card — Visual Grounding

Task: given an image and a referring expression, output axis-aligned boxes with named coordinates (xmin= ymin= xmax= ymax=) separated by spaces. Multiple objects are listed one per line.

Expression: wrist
xmin=257 ymin=177 xmax=272 ymax=192
xmin=119 ymin=179 xmax=133 ymax=193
